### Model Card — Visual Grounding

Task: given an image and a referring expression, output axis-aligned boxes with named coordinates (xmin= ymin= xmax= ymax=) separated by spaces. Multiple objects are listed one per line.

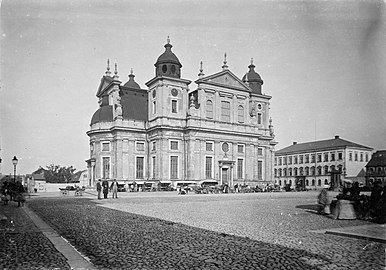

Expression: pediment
xmin=96 ymin=76 xmax=114 ymax=97
xmin=196 ymin=70 xmax=250 ymax=92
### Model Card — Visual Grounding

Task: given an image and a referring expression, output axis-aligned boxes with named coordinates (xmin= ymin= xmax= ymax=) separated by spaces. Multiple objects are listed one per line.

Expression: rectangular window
xmin=152 ymin=141 xmax=156 ymax=151
xmin=349 ymin=152 xmax=352 ymax=161
xmin=274 ymin=158 xmax=277 ymax=166
xmin=102 ymin=142 xmax=110 ymax=152
xmin=258 ymin=148 xmax=263 ymax=156
xmin=305 ymin=154 xmax=309 ymax=163
xmin=257 ymin=113 xmax=262 ymax=125
xmin=294 ymin=156 xmax=298 ymax=164
xmin=206 ymin=100 xmax=213 ymax=119
xmin=365 ymin=153 xmax=369 ymax=162
xmin=152 ymin=156 xmax=156 ymax=179
xmin=317 ymin=154 xmax=322 ymax=163
xmin=278 ymin=157 xmax=282 ymax=165
xmin=238 ymin=145 xmax=244 ymax=153
xmin=136 ymin=157 xmax=144 ymax=179
xmin=331 ymin=153 xmax=335 ymax=161
xmin=170 ymin=156 xmax=178 ymax=179
xmin=338 ymin=152 xmax=343 ymax=160
xmin=299 ymin=155 xmax=303 ymax=164
xmin=257 ymin=161 xmax=263 ymax=180
xmin=238 ymin=106 xmax=244 ymax=123
xmin=360 ymin=152 xmax=363 ymax=162
xmin=311 ymin=154 xmax=315 ymax=163
xmin=170 ymin=141 xmax=178 ymax=150
xmin=152 ymin=101 xmax=156 ymax=114
xmin=288 ymin=156 xmax=292 ymax=165
xmin=221 ymin=101 xmax=230 ymax=122
xmin=136 ymin=142 xmax=145 ymax=151
xmin=172 ymin=100 xmax=177 ymax=113
xmin=237 ymin=159 xmax=243 ymax=179
xmin=205 ymin=157 xmax=213 ymax=179
xmin=206 ymin=142 xmax=213 ymax=151
xmin=324 ymin=153 xmax=328 ymax=162
xmin=283 ymin=157 xmax=287 ymax=165
xmin=102 ymin=157 xmax=110 ymax=179
xmin=355 ymin=152 xmax=358 ymax=161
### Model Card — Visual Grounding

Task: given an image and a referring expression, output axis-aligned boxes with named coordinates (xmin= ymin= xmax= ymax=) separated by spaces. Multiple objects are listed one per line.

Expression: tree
xmin=44 ymin=164 xmax=77 ymax=183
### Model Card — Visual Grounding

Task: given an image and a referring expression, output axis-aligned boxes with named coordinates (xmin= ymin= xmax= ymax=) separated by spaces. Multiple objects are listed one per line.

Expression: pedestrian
xmin=96 ymin=179 xmax=102 ymax=199
xmin=14 ymin=181 xmax=26 ymax=207
xmin=110 ymin=179 xmax=118 ymax=199
xmin=102 ymin=180 xmax=109 ymax=199
xmin=317 ymin=185 xmax=331 ymax=215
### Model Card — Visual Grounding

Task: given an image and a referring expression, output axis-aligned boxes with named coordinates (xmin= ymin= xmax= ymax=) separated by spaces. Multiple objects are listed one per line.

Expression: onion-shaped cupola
xmin=154 ymin=36 xmax=182 ymax=78
xmin=123 ymin=69 xmax=141 ymax=89
xmin=242 ymin=58 xmax=263 ymax=94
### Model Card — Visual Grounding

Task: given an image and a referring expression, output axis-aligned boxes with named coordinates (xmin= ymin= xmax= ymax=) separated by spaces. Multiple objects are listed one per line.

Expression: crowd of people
xmin=1 ymin=181 xmax=26 ymax=207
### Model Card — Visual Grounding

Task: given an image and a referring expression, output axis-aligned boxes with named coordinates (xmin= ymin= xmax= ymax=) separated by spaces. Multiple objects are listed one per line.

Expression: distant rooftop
xmin=366 ymin=150 xmax=386 ymax=167
xmin=276 ymin=136 xmax=373 ymax=155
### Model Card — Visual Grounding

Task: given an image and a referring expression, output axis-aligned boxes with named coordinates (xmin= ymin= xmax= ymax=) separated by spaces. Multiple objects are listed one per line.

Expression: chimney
xmin=335 ymin=135 xmax=339 ymax=139
xmin=293 ymin=142 xmax=297 ymax=145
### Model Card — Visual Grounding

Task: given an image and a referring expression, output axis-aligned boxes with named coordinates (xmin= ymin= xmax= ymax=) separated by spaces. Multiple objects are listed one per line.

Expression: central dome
xmin=154 ymin=38 xmax=182 ymax=78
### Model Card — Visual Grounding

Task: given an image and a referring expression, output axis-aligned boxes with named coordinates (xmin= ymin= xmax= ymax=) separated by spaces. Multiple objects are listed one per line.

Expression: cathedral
xmin=86 ymin=38 xmax=277 ymax=189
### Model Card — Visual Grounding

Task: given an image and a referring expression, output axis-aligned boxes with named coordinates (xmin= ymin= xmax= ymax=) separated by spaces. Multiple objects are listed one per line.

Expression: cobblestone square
xmin=23 ymin=191 xmax=386 ymax=269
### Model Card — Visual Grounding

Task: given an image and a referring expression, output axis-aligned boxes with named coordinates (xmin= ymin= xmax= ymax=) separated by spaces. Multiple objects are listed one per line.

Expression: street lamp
xmin=12 ymin=156 xmax=18 ymax=183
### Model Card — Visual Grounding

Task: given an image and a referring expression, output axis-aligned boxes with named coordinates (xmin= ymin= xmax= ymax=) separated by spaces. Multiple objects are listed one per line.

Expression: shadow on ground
xmin=26 ymin=198 xmax=341 ymax=270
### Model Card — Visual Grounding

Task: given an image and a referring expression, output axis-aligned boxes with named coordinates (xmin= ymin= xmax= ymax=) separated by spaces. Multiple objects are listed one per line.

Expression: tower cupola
xmin=154 ymin=37 xmax=182 ymax=78
xmin=242 ymin=58 xmax=264 ymax=94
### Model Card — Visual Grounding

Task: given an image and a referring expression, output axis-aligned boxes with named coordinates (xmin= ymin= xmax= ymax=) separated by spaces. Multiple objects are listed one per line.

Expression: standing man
xmin=102 ymin=180 xmax=109 ymax=199
xmin=96 ymin=179 xmax=102 ymax=200
xmin=110 ymin=179 xmax=118 ymax=199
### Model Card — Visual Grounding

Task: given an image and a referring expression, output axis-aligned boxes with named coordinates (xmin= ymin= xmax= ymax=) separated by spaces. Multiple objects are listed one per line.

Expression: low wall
xmin=34 ymin=183 xmax=80 ymax=193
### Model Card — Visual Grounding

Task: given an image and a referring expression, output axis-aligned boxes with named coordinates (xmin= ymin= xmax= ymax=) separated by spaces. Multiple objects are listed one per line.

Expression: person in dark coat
xmin=96 ymin=179 xmax=102 ymax=199
xmin=102 ymin=180 xmax=109 ymax=199
xmin=14 ymin=181 xmax=25 ymax=207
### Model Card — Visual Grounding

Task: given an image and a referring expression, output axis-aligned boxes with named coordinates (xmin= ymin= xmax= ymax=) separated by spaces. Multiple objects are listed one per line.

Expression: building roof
xmin=276 ymin=136 xmax=373 ymax=155
xmin=123 ymin=71 xmax=141 ymax=89
xmin=91 ymin=105 xmax=114 ymax=125
xmin=120 ymin=88 xmax=148 ymax=121
xmin=366 ymin=150 xmax=386 ymax=167
xmin=155 ymin=41 xmax=182 ymax=67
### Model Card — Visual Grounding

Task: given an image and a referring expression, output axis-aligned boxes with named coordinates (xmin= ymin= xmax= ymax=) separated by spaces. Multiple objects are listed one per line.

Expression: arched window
xmin=294 ymin=167 xmax=298 ymax=176
xmin=311 ymin=166 xmax=315 ymax=176
xmin=284 ymin=180 xmax=287 ymax=185
xmin=238 ymin=105 xmax=244 ymax=123
xmin=324 ymin=179 xmax=329 ymax=185
xmin=288 ymin=168 xmax=292 ymax=176
xmin=312 ymin=179 xmax=315 ymax=186
xmin=306 ymin=179 xmax=309 ymax=186
xmin=337 ymin=165 xmax=343 ymax=172
xmin=283 ymin=168 xmax=287 ymax=176
xmin=330 ymin=165 xmax=335 ymax=172
xmin=317 ymin=166 xmax=322 ymax=176
xmin=289 ymin=180 xmax=292 ymax=186
xmin=299 ymin=167 xmax=303 ymax=176
xmin=305 ymin=167 xmax=309 ymax=176
xmin=324 ymin=165 xmax=329 ymax=175
xmin=279 ymin=180 xmax=282 ymax=186
xmin=274 ymin=169 xmax=277 ymax=177
xmin=318 ymin=179 xmax=321 ymax=186
xmin=206 ymin=100 xmax=213 ymax=119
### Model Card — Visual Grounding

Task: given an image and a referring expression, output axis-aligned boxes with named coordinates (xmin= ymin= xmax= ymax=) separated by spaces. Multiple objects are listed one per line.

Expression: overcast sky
xmin=1 ymin=0 xmax=385 ymax=175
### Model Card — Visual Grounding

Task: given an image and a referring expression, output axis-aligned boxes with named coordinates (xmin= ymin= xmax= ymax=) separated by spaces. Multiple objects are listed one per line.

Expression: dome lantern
xmin=154 ymin=36 xmax=182 ymax=78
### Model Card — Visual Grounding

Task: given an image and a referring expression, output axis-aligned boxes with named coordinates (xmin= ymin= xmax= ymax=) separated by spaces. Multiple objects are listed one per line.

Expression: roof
xmin=276 ymin=136 xmax=373 ymax=155
xmin=120 ymin=88 xmax=148 ymax=121
xmin=91 ymin=105 xmax=113 ymax=125
xmin=123 ymin=73 xmax=140 ymax=89
xmin=366 ymin=150 xmax=386 ymax=167
xmin=155 ymin=42 xmax=182 ymax=67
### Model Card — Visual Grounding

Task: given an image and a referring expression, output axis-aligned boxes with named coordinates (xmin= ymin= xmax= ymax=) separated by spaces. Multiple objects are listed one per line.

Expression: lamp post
xmin=12 ymin=156 xmax=18 ymax=183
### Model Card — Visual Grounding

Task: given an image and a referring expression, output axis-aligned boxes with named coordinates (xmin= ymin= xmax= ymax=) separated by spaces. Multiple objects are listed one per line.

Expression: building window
xmin=152 ymin=141 xmax=156 ymax=151
xmin=324 ymin=165 xmax=329 ymax=175
xmin=136 ymin=142 xmax=145 ymax=151
xmin=306 ymin=179 xmax=309 ymax=186
xmin=278 ymin=158 xmax=282 ymax=165
xmin=102 ymin=142 xmax=110 ymax=152
xmin=172 ymin=100 xmax=177 ymax=113
xmin=237 ymin=159 xmax=243 ymax=179
xmin=317 ymin=154 xmax=322 ymax=163
xmin=221 ymin=101 xmax=230 ymax=122
xmin=274 ymin=158 xmax=277 ymax=166
xmin=324 ymin=153 xmax=328 ymax=162
xmin=288 ymin=168 xmax=292 ymax=176
xmin=365 ymin=153 xmax=369 ymax=162
xmin=338 ymin=152 xmax=343 ymax=160
xmin=288 ymin=156 xmax=292 ymax=165
xmin=152 ymin=101 xmax=156 ymax=114
xmin=258 ymin=148 xmax=263 ymax=156
xmin=311 ymin=166 xmax=315 ymax=175
xmin=274 ymin=169 xmax=277 ymax=177
xmin=136 ymin=157 xmax=144 ymax=179
xmin=331 ymin=153 xmax=335 ymax=161
xmin=294 ymin=167 xmax=298 ymax=176
xmin=299 ymin=155 xmax=303 ymax=164
xmin=205 ymin=157 xmax=213 ymax=179
xmin=206 ymin=100 xmax=213 ymax=119
xmin=206 ymin=142 xmax=213 ymax=151
xmin=238 ymin=105 xmax=244 ymax=123
xmin=238 ymin=144 xmax=244 ymax=153
xmin=258 ymin=161 xmax=263 ymax=180
xmin=311 ymin=154 xmax=315 ymax=163
xmin=294 ymin=156 xmax=298 ymax=164
xmin=318 ymin=179 xmax=321 ymax=186
xmin=170 ymin=141 xmax=179 ymax=150
xmin=305 ymin=167 xmax=309 ymax=176
xmin=102 ymin=157 xmax=110 ymax=179
xmin=283 ymin=157 xmax=287 ymax=165
xmin=299 ymin=167 xmax=303 ymax=176
xmin=355 ymin=152 xmax=358 ymax=161
xmin=283 ymin=168 xmax=287 ymax=176
xmin=170 ymin=156 xmax=178 ymax=179
xmin=360 ymin=152 xmax=363 ymax=162
xmin=305 ymin=155 xmax=309 ymax=163
xmin=349 ymin=152 xmax=352 ymax=161
xmin=317 ymin=166 xmax=322 ymax=175
xmin=152 ymin=156 xmax=156 ymax=179
xmin=257 ymin=113 xmax=262 ymax=125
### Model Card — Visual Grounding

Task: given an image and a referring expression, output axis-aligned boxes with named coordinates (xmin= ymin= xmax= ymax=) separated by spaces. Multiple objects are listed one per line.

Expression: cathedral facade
xmin=86 ymin=39 xmax=277 ymax=188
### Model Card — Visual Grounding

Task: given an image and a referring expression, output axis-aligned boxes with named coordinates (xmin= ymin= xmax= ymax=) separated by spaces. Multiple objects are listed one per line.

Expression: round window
xmin=222 ymin=142 xmax=229 ymax=152
xmin=162 ymin=65 xmax=167 ymax=73
xmin=257 ymin=103 xmax=262 ymax=110
xmin=171 ymin=88 xmax=178 ymax=96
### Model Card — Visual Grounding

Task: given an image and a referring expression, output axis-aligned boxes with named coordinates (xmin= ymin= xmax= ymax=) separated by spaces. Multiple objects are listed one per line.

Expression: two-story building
xmin=366 ymin=150 xmax=386 ymax=187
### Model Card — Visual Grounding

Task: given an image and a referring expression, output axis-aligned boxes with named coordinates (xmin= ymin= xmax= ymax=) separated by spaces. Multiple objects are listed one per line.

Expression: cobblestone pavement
xmin=26 ymin=192 xmax=385 ymax=269
xmin=0 ymin=203 xmax=70 ymax=270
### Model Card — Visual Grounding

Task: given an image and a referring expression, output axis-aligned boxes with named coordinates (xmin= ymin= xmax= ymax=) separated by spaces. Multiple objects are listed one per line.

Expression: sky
xmin=1 ymin=0 xmax=385 ymax=175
